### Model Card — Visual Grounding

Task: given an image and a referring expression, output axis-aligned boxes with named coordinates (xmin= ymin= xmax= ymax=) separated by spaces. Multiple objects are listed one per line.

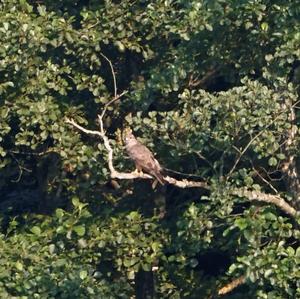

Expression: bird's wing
xmin=129 ymin=143 xmax=161 ymax=168
xmin=128 ymin=143 xmax=164 ymax=184
xmin=126 ymin=137 xmax=164 ymax=184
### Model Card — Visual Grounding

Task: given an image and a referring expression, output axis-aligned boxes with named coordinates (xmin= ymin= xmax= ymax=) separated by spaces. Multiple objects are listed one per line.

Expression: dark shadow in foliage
xmin=0 ymin=152 xmax=67 ymax=232
xmin=195 ymin=250 xmax=231 ymax=277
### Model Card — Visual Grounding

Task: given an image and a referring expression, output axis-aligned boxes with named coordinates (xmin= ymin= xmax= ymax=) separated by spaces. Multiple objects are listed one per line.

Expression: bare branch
xmin=164 ymin=176 xmax=209 ymax=189
xmin=97 ymin=54 xmax=127 ymax=134
xmin=8 ymin=149 xmax=59 ymax=157
xmin=65 ymin=118 xmax=103 ymax=138
xmin=252 ymin=166 xmax=279 ymax=194
xmin=188 ymin=68 xmax=219 ymax=88
xmin=65 ymin=74 xmax=298 ymax=219
xmin=227 ymin=130 xmax=267 ymax=178
xmin=100 ymin=53 xmax=117 ymax=98
xmin=99 ymin=90 xmax=128 ymax=126
xmin=232 ymin=188 xmax=297 ymax=217
xmin=8 ymin=152 xmax=32 ymax=183
xmin=66 ymin=116 xmax=297 ymax=217
xmin=65 ymin=117 xmax=209 ymax=189
xmin=218 ymin=276 xmax=246 ymax=296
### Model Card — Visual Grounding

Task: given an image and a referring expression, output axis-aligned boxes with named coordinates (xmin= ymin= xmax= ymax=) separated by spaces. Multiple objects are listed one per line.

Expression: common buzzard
xmin=124 ymin=129 xmax=165 ymax=185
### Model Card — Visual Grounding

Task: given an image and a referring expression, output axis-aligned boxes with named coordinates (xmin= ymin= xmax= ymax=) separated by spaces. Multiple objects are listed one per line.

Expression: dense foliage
xmin=1 ymin=0 xmax=300 ymax=298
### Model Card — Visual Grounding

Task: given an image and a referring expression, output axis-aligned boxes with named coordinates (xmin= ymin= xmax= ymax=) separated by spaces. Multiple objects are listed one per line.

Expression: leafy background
xmin=0 ymin=0 xmax=300 ymax=298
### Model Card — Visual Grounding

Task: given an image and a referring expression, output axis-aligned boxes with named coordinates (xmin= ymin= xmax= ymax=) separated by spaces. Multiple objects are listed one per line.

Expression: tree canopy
xmin=0 ymin=0 xmax=300 ymax=298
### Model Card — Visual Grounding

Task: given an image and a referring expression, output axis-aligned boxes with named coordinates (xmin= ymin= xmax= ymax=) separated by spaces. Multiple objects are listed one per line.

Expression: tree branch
xmin=65 ymin=56 xmax=297 ymax=218
xmin=100 ymin=53 xmax=118 ymax=98
xmin=281 ymin=98 xmax=300 ymax=209
xmin=188 ymin=68 xmax=219 ymax=88
xmin=227 ymin=100 xmax=300 ymax=179
xmin=232 ymin=188 xmax=297 ymax=217
xmin=252 ymin=165 xmax=278 ymax=194
xmin=65 ymin=117 xmax=297 ymax=217
xmin=65 ymin=118 xmax=209 ymax=188
xmin=218 ymin=276 xmax=246 ymax=296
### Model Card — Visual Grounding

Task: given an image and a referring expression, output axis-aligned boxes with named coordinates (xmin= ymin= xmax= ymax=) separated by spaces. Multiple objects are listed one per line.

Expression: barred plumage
xmin=124 ymin=130 xmax=164 ymax=185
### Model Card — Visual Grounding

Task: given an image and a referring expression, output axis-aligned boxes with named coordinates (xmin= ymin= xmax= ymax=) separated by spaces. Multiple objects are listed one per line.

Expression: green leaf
xmin=3 ymin=22 xmax=9 ymax=31
xmin=37 ymin=5 xmax=47 ymax=16
xmin=141 ymin=263 xmax=151 ymax=271
xmin=79 ymin=270 xmax=88 ymax=280
xmin=151 ymin=242 xmax=160 ymax=252
xmin=264 ymin=269 xmax=273 ymax=278
xmin=72 ymin=197 xmax=80 ymax=207
xmin=0 ymin=106 xmax=9 ymax=118
xmin=49 ymin=244 xmax=56 ymax=254
xmin=243 ymin=229 xmax=255 ymax=243
xmin=73 ymin=225 xmax=86 ymax=236
xmin=261 ymin=22 xmax=269 ymax=31
xmin=235 ymin=218 xmax=248 ymax=230
xmin=56 ymin=226 xmax=65 ymax=234
xmin=123 ymin=257 xmax=138 ymax=268
xmin=15 ymin=261 xmax=23 ymax=271
xmin=55 ymin=208 xmax=64 ymax=219
xmin=276 ymin=153 xmax=285 ymax=160
xmin=30 ymin=226 xmax=41 ymax=236
xmin=189 ymin=258 xmax=199 ymax=268
xmin=205 ymin=23 xmax=213 ymax=31
xmin=286 ymin=246 xmax=295 ymax=256
xmin=127 ymin=270 xmax=135 ymax=280
xmin=264 ymin=212 xmax=277 ymax=221
xmin=268 ymin=157 xmax=277 ymax=166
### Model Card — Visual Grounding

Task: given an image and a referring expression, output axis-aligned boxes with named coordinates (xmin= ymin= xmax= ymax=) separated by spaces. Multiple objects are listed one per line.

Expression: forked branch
xmin=65 ymin=118 xmax=209 ymax=188
xmin=65 ymin=117 xmax=297 ymax=217
xmin=65 ymin=54 xmax=297 ymax=218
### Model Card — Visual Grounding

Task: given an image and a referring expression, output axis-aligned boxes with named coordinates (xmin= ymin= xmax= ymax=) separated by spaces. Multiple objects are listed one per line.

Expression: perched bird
xmin=124 ymin=129 xmax=165 ymax=185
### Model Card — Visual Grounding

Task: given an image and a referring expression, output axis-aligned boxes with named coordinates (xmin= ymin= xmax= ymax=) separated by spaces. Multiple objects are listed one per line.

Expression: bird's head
xmin=123 ymin=127 xmax=136 ymax=145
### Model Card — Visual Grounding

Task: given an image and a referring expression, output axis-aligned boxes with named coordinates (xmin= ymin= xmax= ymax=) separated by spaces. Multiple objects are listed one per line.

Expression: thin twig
xmin=99 ymin=91 xmax=128 ymax=126
xmin=98 ymin=53 xmax=127 ymax=135
xmin=259 ymin=166 xmax=283 ymax=181
xmin=100 ymin=53 xmax=117 ymax=98
xmin=227 ymin=130 xmax=267 ymax=178
xmin=8 ymin=153 xmax=32 ymax=183
xmin=194 ymin=151 xmax=217 ymax=174
xmin=65 ymin=119 xmax=102 ymax=138
xmin=8 ymin=149 xmax=59 ymax=157
xmin=252 ymin=166 xmax=278 ymax=194
xmin=227 ymin=100 xmax=300 ymax=178
xmin=87 ymin=20 xmax=101 ymax=30
xmin=188 ymin=68 xmax=219 ymax=88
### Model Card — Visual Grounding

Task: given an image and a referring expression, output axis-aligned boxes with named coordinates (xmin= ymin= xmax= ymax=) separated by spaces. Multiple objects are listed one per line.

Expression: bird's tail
xmin=152 ymin=172 xmax=165 ymax=185
xmin=163 ymin=167 xmax=203 ymax=178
